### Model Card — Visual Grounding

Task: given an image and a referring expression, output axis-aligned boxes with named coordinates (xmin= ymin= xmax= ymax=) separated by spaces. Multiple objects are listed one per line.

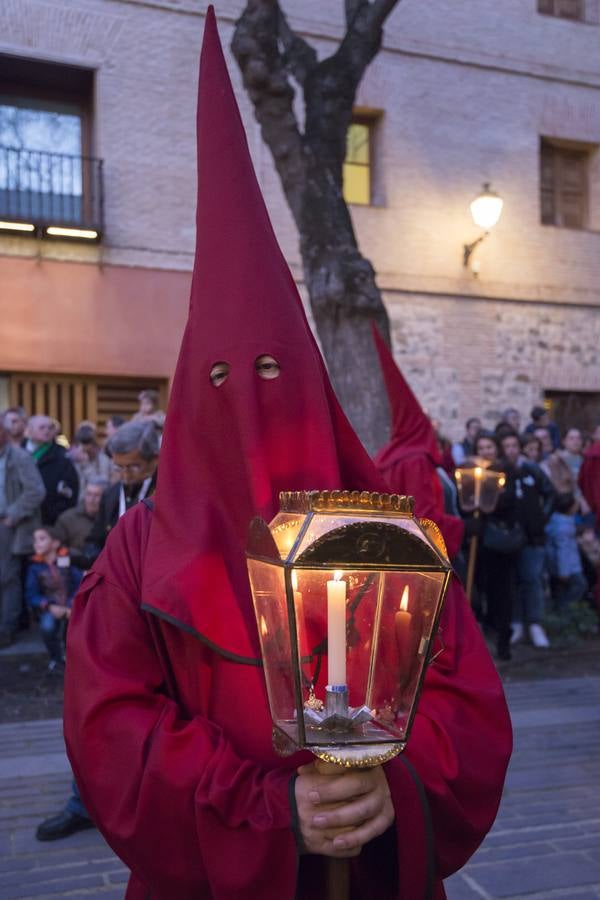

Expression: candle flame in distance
xmin=400 ymin=584 xmax=410 ymax=611
xmin=474 ymin=467 xmax=483 ymax=478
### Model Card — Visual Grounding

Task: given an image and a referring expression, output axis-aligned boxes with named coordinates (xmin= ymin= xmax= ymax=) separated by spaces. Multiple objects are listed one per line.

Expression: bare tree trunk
xmin=232 ymin=0 xmax=401 ymax=455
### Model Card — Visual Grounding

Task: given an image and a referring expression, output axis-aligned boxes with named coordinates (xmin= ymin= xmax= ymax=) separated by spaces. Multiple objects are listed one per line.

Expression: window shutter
xmin=538 ymin=0 xmax=584 ymax=18
xmin=556 ymin=0 xmax=584 ymax=19
xmin=540 ymin=143 xmax=556 ymax=225
xmin=558 ymin=151 xmax=587 ymax=228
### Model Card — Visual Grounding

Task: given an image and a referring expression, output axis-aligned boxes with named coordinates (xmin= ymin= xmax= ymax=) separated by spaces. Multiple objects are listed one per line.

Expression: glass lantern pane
xmin=247 ymin=559 xmax=296 ymax=728
xmin=368 ymin=570 xmax=447 ymax=739
xmin=285 ymin=566 xmax=447 ymax=749
xmin=268 ymin=512 xmax=306 ymax=560
xmin=455 ymin=469 xmax=475 ymax=512
xmin=479 ymin=471 xmax=506 ymax=514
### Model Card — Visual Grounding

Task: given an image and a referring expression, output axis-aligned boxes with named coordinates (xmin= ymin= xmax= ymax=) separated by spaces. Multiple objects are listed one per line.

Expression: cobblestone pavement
xmin=0 ymin=676 xmax=598 ymax=898
xmin=446 ymin=675 xmax=600 ymax=899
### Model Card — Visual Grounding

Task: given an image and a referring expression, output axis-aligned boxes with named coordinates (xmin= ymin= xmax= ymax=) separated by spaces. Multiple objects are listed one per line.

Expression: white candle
xmin=327 ymin=570 xmax=347 ymax=686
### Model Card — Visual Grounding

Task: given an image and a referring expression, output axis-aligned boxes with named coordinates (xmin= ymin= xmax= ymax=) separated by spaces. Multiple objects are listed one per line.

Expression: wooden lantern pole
xmin=314 ymin=759 xmax=354 ymax=900
xmin=465 ymin=509 xmax=480 ymax=603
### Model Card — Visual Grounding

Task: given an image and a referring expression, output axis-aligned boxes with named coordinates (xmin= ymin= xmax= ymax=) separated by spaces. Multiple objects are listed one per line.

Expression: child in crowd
xmin=545 ymin=492 xmax=588 ymax=609
xmin=25 ymin=527 xmax=84 ymax=671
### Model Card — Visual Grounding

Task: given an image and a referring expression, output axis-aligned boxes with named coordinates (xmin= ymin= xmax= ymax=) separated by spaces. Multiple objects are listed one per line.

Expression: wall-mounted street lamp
xmin=463 ymin=183 xmax=503 ymax=272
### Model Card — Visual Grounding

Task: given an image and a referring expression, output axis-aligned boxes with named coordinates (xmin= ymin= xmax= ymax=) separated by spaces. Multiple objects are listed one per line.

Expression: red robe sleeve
xmin=579 ymin=451 xmax=600 ymax=527
xmin=63 ymin=572 xmax=297 ymax=900
xmin=399 ymin=578 xmax=512 ymax=882
xmin=386 ymin=456 xmax=465 ymax=560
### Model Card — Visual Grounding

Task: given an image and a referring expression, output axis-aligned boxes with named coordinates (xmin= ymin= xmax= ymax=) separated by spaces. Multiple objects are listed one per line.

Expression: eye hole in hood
xmin=210 ymin=361 xmax=230 ymax=387
xmin=255 ymin=355 xmax=281 ymax=380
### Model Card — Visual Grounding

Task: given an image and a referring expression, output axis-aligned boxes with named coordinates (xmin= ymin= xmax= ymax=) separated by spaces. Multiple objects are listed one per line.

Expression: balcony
xmin=0 ymin=146 xmax=104 ymax=241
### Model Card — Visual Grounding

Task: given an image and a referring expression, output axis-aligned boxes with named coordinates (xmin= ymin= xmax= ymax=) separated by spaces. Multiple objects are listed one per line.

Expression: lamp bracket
xmin=463 ymin=231 xmax=489 ymax=268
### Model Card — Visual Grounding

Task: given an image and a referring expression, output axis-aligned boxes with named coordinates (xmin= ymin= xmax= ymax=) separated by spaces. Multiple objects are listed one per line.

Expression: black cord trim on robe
xmin=396 ymin=755 xmax=436 ymax=900
xmin=141 ymin=603 xmax=263 ymax=667
xmin=140 ymin=498 xmax=261 ymax=667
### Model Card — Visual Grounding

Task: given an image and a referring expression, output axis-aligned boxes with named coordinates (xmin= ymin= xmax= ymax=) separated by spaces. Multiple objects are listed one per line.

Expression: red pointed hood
xmin=372 ymin=324 xmax=442 ymax=469
xmin=141 ymin=7 xmax=385 ymax=661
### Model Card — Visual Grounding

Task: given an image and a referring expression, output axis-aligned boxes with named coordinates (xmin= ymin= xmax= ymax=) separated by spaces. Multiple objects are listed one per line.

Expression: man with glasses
xmin=82 ymin=420 xmax=159 ymax=567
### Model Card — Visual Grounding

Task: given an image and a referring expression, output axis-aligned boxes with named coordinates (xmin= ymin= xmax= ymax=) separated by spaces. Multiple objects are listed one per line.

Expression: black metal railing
xmin=0 ymin=146 xmax=104 ymax=233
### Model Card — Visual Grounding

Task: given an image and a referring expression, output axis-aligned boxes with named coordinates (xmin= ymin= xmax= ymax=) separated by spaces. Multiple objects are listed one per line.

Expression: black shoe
xmin=36 ymin=810 xmax=95 ymax=842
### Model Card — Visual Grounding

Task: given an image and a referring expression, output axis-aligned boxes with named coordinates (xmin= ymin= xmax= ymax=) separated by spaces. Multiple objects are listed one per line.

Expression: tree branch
xmin=232 ymin=0 xmax=306 ymax=223
xmin=278 ymin=8 xmax=317 ymax=86
xmin=369 ymin=0 xmax=401 ymax=34
xmin=345 ymin=0 xmax=364 ymax=27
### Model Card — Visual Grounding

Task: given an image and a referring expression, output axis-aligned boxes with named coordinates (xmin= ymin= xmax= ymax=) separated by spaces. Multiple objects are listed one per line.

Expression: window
xmin=8 ymin=374 xmax=168 ymax=442
xmin=0 ymin=56 xmax=102 ymax=238
xmin=343 ymin=112 xmax=383 ymax=206
xmin=540 ymin=138 xmax=591 ymax=229
xmin=538 ymin=0 xmax=585 ymax=20
xmin=343 ymin=120 xmax=371 ymax=205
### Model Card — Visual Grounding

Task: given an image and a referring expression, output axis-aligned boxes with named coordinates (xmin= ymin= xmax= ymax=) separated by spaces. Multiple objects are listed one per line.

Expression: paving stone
xmin=471 ymin=853 xmax=600 ymax=896
xmin=444 ymin=875 xmax=487 ymax=899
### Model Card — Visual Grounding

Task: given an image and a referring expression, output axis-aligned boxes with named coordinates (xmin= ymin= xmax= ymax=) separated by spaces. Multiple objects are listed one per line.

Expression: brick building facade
xmin=1 ymin=0 xmax=599 ymax=439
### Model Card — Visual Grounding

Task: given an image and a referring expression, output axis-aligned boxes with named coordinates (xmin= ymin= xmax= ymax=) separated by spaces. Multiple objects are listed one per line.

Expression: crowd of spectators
xmin=1 ymin=392 xmax=598 ymax=673
xmin=0 ymin=390 xmax=163 ymax=666
xmin=446 ymin=406 xmax=600 ymax=660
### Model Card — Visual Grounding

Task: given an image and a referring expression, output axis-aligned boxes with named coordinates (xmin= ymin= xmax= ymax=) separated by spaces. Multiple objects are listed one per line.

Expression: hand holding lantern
xmin=247 ymin=491 xmax=451 ymax=899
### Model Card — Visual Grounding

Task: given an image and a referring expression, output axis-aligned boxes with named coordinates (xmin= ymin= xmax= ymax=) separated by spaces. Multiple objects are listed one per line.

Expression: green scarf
xmin=32 ymin=442 xmax=52 ymax=461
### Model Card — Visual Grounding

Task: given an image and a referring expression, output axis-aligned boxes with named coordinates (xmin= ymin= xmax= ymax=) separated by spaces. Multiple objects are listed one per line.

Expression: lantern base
xmin=311 ymin=742 xmax=404 ymax=768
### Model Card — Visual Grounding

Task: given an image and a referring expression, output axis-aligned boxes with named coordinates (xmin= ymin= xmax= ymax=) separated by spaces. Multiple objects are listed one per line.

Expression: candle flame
xmin=474 ymin=467 xmax=483 ymax=478
xmin=291 ymin=570 xmax=298 ymax=592
xmin=259 ymin=615 xmax=268 ymax=637
xmin=498 ymin=476 xmax=506 ymax=487
xmin=333 ymin=570 xmax=343 ymax=582
xmin=400 ymin=585 xmax=409 ymax=611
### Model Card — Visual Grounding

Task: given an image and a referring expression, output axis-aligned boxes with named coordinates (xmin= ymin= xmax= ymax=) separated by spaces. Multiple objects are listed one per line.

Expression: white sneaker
xmin=529 ymin=623 xmax=550 ymax=648
xmin=510 ymin=622 xmax=524 ymax=645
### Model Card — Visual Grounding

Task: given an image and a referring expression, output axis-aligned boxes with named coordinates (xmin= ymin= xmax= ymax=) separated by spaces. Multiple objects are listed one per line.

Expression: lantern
xmin=455 ymin=459 xmax=506 ymax=602
xmin=455 ymin=458 xmax=506 ymax=515
xmin=246 ymin=490 xmax=452 ymax=766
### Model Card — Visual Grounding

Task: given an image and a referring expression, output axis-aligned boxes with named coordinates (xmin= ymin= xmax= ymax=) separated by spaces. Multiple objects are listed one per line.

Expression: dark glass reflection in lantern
xmin=246 ymin=491 xmax=452 ymax=760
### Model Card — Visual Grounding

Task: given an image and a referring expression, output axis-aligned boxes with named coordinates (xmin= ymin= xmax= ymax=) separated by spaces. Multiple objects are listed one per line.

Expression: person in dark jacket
xmin=26 ymin=416 xmax=79 ymax=525
xmin=499 ymin=431 xmax=556 ymax=648
xmin=524 ymin=405 xmax=560 ymax=450
xmin=0 ymin=421 xmax=46 ymax=645
xmin=468 ymin=431 xmax=520 ymax=660
xmin=54 ymin=479 xmax=107 ymax=568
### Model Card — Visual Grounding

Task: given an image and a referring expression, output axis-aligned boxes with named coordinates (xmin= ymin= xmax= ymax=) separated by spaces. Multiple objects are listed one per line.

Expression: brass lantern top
xmin=279 ymin=490 xmax=415 ymax=515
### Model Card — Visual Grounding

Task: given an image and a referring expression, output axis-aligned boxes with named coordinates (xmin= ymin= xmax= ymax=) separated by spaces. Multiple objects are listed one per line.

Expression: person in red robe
xmin=63 ymin=9 xmax=511 ymax=899
xmin=579 ymin=428 xmax=600 ymax=612
xmin=372 ymin=326 xmax=466 ymax=560
xmin=579 ymin=428 xmax=600 ymax=529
